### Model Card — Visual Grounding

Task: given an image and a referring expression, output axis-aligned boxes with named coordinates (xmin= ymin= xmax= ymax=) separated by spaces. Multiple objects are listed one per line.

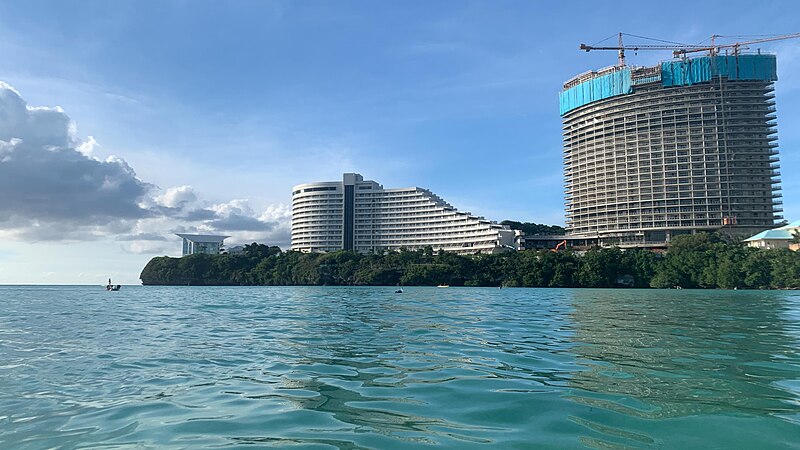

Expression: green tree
xmin=500 ymin=220 xmax=565 ymax=235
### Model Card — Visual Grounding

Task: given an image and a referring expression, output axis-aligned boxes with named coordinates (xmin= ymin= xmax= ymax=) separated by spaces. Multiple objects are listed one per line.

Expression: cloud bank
xmin=0 ymin=82 xmax=290 ymax=251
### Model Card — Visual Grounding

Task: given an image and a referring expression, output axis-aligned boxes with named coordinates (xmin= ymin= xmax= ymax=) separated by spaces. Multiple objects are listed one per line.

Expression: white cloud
xmin=156 ymin=185 xmax=198 ymax=208
xmin=124 ymin=240 xmax=173 ymax=255
xmin=0 ymin=81 xmax=292 ymax=251
xmin=0 ymin=82 xmax=155 ymax=240
xmin=77 ymin=135 xmax=98 ymax=156
xmin=259 ymin=203 xmax=291 ymax=222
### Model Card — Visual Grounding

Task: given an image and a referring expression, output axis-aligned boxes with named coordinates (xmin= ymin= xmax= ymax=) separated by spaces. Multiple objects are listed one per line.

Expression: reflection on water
xmin=0 ymin=286 xmax=798 ymax=449
xmin=566 ymin=289 xmax=800 ymax=448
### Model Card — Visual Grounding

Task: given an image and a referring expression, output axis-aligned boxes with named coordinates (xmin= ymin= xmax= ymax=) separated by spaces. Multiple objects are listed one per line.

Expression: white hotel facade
xmin=291 ymin=173 xmax=517 ymax=254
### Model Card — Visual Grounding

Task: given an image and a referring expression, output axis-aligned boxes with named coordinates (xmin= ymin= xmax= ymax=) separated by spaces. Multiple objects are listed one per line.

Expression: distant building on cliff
xmin=561 ymin=53 xmax=783 ymax=248
xmin=176 ymin=233 xmax=229 ymax=256
xmin=291 ymin=173 xmax=518 ymax=254
xmin=223 ymin=245 xmax=246 ymax=255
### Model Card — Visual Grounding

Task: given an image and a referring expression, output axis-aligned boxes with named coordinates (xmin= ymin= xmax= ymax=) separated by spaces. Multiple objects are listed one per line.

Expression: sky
xmin=1 ymin=0 xmax=799 ymax=284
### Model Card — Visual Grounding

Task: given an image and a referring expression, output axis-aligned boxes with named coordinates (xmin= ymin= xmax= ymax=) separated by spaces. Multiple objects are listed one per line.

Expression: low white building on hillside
xmin=176 ymin=233 xmax=229 ymax=256
xmin=744 ymin=221 xmax=800 ymax=250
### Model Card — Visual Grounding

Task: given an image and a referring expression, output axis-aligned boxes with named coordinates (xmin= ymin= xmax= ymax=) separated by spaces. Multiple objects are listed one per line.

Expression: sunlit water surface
xmin=1 ymin=286 xmax=799 ymax=449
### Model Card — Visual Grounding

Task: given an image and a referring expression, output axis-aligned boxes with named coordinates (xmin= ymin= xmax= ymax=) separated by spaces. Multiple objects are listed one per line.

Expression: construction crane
xmin=679 ymin=32 xmax=800 ymax=57
xmin=580 ymin=32 xmax=800 ymax=66
xmin=580 ymin=33 xmax=706 ymax=66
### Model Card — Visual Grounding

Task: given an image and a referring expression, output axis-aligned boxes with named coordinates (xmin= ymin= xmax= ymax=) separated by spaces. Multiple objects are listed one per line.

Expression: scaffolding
xmin=561 ymin=54 xmax=781 ymax=246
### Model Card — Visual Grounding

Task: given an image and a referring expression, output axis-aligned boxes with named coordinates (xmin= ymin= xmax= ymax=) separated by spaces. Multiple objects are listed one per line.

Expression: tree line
xmin=139 ymin=233 xmax=800 ymax=289
xmin=500 ymin=220 xmax=565 ymax=236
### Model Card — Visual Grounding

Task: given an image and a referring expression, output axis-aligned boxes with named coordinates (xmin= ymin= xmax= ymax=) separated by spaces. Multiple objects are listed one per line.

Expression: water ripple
xmin=0 ymin=286 xmax=798 ymax=448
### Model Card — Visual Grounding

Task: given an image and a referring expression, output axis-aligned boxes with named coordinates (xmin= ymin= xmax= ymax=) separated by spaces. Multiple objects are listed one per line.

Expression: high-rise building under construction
xmin=560 ymin=53 xmax=782 ymax=246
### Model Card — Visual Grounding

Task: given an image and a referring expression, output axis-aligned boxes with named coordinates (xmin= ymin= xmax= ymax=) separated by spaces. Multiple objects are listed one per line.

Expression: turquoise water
xmin=1 ymin=286 xmax=799 ymax=449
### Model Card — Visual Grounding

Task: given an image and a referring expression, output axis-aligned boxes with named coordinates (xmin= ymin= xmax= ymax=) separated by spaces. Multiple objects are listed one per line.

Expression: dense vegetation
xmin=500 ymin=220 xmax=565 ymax=235
xmin=140 ymin=233 xmax=800 ymax=289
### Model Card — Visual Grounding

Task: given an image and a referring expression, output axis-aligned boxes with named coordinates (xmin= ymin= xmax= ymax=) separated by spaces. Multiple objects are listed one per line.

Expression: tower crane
xmin=580 ymin=32 xmax=800 ymax=66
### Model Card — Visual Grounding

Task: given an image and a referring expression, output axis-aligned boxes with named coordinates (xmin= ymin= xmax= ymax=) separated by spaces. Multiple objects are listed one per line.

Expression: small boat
xmin=395 ymin=288 xmax=403 ymax=294
xmin=106 ymin=278 xmax=121 ymax=291
xmin=437 ymin=284 xmax=449 ymax=288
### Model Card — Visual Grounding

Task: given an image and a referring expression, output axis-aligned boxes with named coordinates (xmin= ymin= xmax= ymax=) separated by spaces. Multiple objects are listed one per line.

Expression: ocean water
xmin=0 ymin=286 xmax=799 ymax=449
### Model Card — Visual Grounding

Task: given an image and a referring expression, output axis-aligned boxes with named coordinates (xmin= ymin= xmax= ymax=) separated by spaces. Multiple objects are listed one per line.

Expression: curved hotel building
xmin=561 ymin=53 xmax=782 ymax=246
xmin=291 ymin=173 xmax=516 ymax=254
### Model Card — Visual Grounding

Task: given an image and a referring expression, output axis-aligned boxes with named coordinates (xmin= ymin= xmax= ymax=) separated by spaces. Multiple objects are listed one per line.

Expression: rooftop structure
xmin=291 ymin=173 xmax=518 ymax=254
xmin=561 ymin=52 xmax=782 ymax=247
xmin=744 ymin=220 xmax=800 ymax=250
xmin=176 ymin=233 xmax=229 ymax=256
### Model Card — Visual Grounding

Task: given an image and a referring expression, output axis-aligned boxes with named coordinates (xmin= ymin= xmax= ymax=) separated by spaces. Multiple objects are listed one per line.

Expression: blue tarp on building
xmin=560 ymin=54 xmax=777 ymax=116
xmin=661 ymin=54 xmax=777 ymax=86
xmin=725 ymin=54 xmax=778 ymax=80
xmin=661 ymin=57 xmax=712 ymax=86
xmin=559 ymin=68 xmax=632 ymax=116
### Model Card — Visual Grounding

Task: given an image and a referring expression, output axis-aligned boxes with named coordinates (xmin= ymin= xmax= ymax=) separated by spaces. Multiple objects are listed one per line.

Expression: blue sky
xmin=1 ymin=0 xmax=799 ymax=284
